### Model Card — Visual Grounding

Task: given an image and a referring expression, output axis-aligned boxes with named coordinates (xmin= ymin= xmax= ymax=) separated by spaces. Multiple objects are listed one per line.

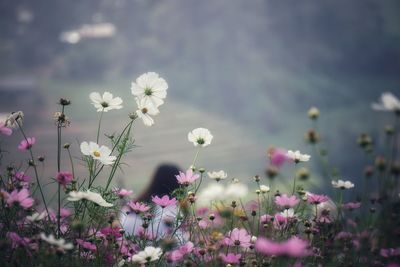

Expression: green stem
xmin=96 ymin=109 xmax=104 ymax=144
xmin=16 ymin=121 xmax=50 ymax=221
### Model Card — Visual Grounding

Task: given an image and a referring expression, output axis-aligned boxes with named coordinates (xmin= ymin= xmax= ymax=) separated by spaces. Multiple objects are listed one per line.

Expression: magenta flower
xmin=255 ymin=236 xmax=309 ymax=257
xmin=260 ymin=214 xmax=274 ymax=224
xmin=175 ymin=169 xmax=200 ymax=185
xmin=275 ymin=194 xmax=300 ymax=209
xmin=220 ymin=253 xmax=241 ymax=264
xmin=56 ymin=171 xmax=73 ymax=186
xmin=99 ymin=226 xmax=123 ymax=238
xmin=273 ymin=213 xmax=288 ymax=230
xmin=226 ymin=228 xmax=251 ymax=248
xmin=152 ymin=195 xmax=177 ymax=208
xmin=14 ymin=172 xmax=31 ymax=182
xmin=270 ymin=148 xmax=289 ymax=167
xmin=126 ymin=201 xmax=150 ymax=214
xmin=5 ymin=189 xmax=34 ymax=209
xmin=307 ymin=193 xmax=329 ymax=205
xmin=342 ymin=202 xmax=361 ymax=210
xmin=0 ymin=122 xmax=12 ymax=136
xmin=18 ymin=137 xmax=35 ymax=151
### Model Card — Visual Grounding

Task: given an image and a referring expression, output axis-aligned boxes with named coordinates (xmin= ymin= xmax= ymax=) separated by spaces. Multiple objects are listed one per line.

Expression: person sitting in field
xmin=121 ymin=164 xmax=182 ymax=239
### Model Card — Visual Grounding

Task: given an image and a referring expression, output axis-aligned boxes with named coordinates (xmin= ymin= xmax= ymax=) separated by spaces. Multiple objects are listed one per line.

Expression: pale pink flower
xmin=273 ymin=213 xmax=288 ymax=229
xmin=255 ymin=236 xmax=309 ymax=257
xmin=307 ymin=193 xmax=329 ymax=205
xmin=342 ymin=202 xmax=361 ymax=210
xmin=152 ymin=195 xmax=177 ymax=208
xmin=175 ymin=169 xmax=200 ymax=185
xmin=77 ymin=239 xmax=97 ymax=252
xmin=275 ymin=194 xmax=300 ymax=209
xmin=220 ymin=253 xmax=241 ymax=264
xmin=226 ymin=228 xmax=251 ymax=248
xmin=14 ymin=172 xmax=31 ymax=182
xmin=18 ymin=137 xmax=35 ymax=151
xmin=5 ymin=189 xmax=34 ymax=209
xmin=56 ymin=171 xmax=73 ymax=186
xmin=0 ymin=122 xmax=12 ymax=136
xmin=113 ymin=188 xmax=133 ymax=198
xmin=126 ymin=201 xmax=150 ymax=214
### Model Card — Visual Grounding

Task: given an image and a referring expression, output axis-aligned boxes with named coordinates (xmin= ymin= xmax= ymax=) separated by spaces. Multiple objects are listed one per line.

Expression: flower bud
xmin=308 ymin=107 xmax=319 ymax=120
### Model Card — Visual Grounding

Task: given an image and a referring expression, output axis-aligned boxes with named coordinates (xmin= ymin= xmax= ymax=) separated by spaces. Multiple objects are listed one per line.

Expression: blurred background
xmin=0 ymin=0 xmax=399 ymax=197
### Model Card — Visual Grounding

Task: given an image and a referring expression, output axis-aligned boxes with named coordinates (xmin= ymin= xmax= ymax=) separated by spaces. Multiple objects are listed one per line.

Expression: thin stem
xmin=191 ymin=147 xmax=201 ymax=168
xmin=16 ymin=121 xmax=50 ymax=221
xmin=96 ymin=109 xmax=104 ymax=144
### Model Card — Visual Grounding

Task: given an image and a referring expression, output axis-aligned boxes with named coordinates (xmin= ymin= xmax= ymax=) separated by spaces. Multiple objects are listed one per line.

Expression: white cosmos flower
xmin=130 ymin=246 xmax=162 ymax=264
xmin=131 ymin=72 xmax=168 ymax=108
xmin=331 ymin=179 xmax=354 ymax=189
xmin=40 ymin=233 xmax=73 ymax=251
xmin=27 ymin=211 xmax=47 ymax=222
xmin=188 ymin=128 xmax=213 ymax=147
xmin=225 ymin=183 xmax=249 ymax=199
xmin=287 ymin=150 xmax=311 ymax=163
xmin=89 ymin=91 xmax=123 ymax=112
xmin=207 ymin=170 xmax=227 ymax=181
xmin=196 ymin=183 xmax=225 ymax=206
xmin=80 ymin=141 xmax=116 ymax=165
xmin=372 ymin=92 xmax=400 ymax=112
xmin=259 ymin=185 xmax=270 ymax=193
xmin=135 ymin=98 xmax=160 ymax=126
xmin=67 ymin=190 xmax=113 ymax=207
xmin=280 ymin=208 xmax=296 ymax=218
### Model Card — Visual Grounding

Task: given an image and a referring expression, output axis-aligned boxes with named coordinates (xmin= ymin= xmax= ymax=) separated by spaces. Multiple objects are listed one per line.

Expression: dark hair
xmin=136 ymin=164 xmax=181 ymax=203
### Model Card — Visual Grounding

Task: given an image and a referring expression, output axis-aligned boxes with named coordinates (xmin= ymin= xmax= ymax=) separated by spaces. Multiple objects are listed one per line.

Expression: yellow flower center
xmin=93 ymin=151 xmax=101 ymax=157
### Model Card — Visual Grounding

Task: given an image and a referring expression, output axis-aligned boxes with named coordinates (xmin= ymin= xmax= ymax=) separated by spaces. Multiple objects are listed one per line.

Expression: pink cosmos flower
xmin=273 ymin=213 xmax=288 ymax=230
xmin=77 ymin=239 xmax=97 ymax=252
xmin=18 ymin=137 xmax=36 ymax=151
xmin=226 ymin=228 xmax=251 ymax=248
xmin=7 ymin=232 xmax=30 ymax=249
xmin=269 ymin=148 xmax=289 ymax=167
xmin=175 ymin=169 xmax=200 ymax=185
xmin=342 ymin=202 xmax=361 ymax=210
xmin=275 ymin=194 xmax=300 ymax=209
xmin=220 ymin=253 xmax=241 ymax=264
xmin=100 ymin=226 xmax=123 ymax=238
xmin=126 ymin=201 xmax=150 ymax=214
xmin=0 ymin=122 xmax=12 ymax=136
xmin=260 ymin=214 xmax=274 ymax=224
xmin=307 ymin=193 xmax=329 ymax=205
xmin=113 ymin=188 xmax=133 ymax=198
xmin=56 ymin=171 xmax=73 ymax=186
xmin=152 ymin=195 xmax=177 ymax=208
xmin=167 ymin=242 xmax=194 ymax=263
xmin=255 ymin=236 xmax=309 ymax=257
xmin=5 ymin=188 xmax=34 ymax=209
xmin=14 ymin=172 xmax=31 ymax=182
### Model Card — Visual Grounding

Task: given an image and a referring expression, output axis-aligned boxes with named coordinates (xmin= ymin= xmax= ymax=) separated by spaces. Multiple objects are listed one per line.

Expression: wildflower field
xmin=0 ymin=72 xmax=399 ymax=267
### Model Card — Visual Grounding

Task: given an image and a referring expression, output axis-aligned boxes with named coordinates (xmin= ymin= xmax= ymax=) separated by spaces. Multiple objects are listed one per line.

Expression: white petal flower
xmin=80 ymin=141 xmax=116 ymax=165
xmin=259 ymin=185 xmax=270 ymax=193
xmin=188 ymin=128 xmax=213 ymax=147
xmin=196 ymin=183 xmax=225 ymax=206
xmin=131 ymin=72 xmax=168 ymax=108
xmin=287 ymin=150 xmax=311 ymax=163
xmin=130 ymin=246 xmax=162 ymax=264
xmin=372 ymin=92 xmax=400 ymax=112
xmin=67 ymin=190 xmax=113 ymax=207
xmin=27 ymin=211 xmax=47 ymax=222
xmin=308 ymin=107 xmax=320 ymax=119
xmin=207 ymin=170 xmax=227 ymax=181
xmin=331 ymin=179 xmax=354 ymax=189
xmin=135 ymin=98 xmax=160 ymax=126
xmin=40 ymin=233 xmax=73 ymax=251
xmin=225 ymin=183 xmax=249 ymax=200
xmin=280 ymin=208 xmax=296 ymax=218
xmin=89 ymin=91 xmax=123 ymax=112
